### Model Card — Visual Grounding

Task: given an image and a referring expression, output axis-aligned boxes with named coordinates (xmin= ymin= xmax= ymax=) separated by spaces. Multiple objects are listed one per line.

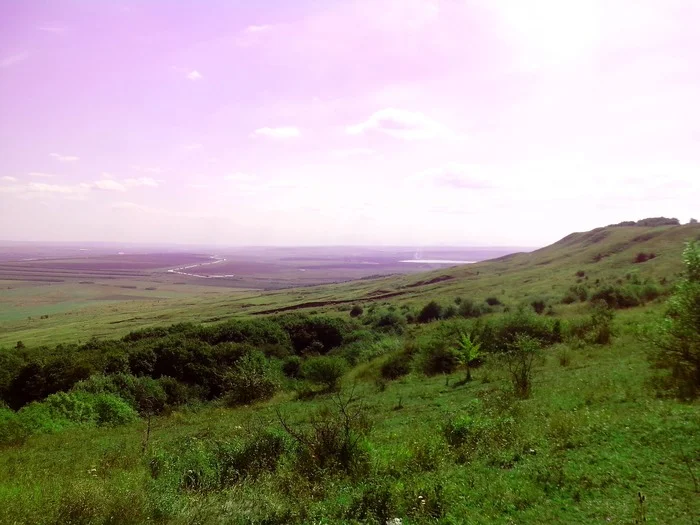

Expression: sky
xmin=0 ymin=0 xmax=698 ymax=247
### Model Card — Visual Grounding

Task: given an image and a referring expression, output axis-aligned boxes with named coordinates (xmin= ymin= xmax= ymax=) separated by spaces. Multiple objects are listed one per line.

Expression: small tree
xmin=652 ymin=241 xmax=700 ymax=398
xmin=456 ymin=331 xmax=481 ymax=382
xmin=504 ymin=335 xmax=540 ymax=399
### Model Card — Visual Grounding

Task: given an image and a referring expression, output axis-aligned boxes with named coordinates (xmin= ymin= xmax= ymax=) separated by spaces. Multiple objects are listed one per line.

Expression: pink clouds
xmin=0 ymin=0 xmax=698 ymax=245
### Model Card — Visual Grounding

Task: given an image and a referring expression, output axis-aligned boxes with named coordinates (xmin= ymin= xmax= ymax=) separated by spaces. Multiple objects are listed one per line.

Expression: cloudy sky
xmin=0 ymin=0 xmax=698 ymax=246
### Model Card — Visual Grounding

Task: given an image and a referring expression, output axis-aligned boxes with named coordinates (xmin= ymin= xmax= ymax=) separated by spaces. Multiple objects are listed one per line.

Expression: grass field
xmin=0 ymin=222 xmax=699 ymax=524
xmin=1 ymin=307 xmax=698 ymax=523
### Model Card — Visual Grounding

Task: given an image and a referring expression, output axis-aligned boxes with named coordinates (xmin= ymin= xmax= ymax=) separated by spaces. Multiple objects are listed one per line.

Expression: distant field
xmin=0 ymin=244 xmax=522 ymax=347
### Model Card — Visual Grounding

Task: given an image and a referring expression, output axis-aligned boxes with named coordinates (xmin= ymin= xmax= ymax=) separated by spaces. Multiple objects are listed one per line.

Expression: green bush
xmin=278 ymin=392 xmax=371 ymax=479
xmin=457 ymin=298 xmax=489 ymax=318
xmin=650 ymin=241 xmax=700 ymax=398
xmin=590 ymin=285 xmax=640 ymax=308
xmin=372 ymin=311 xmax=407 ymax=335
xmin=420 ymin=340 xmax=461 ymax=376
xmin=74 ymin=374 xmax=168 ymax=414
xmin=0 ymin=407 xmax=29 ymax=446
xmin=504 ymin=335 xmax=540 ymax=399
xmin=380 ymin=352 xmax=412 ymax=380
xmin=278 ymin=314 xmax=349 ymax=354
xmin=474 ymin=309 xmax=559 ymax=353
xmin=349 ymin=305 xmax=364 ymax=318
xmin=282 ymin=356 xmax=303 ymax=378
xmin=302 ymin=356 xmax=348 ymax=391
xmin=417 ymin=301 xmax=443 ymax=323
xmin=224 ymin=351 xmax=279 ymax=405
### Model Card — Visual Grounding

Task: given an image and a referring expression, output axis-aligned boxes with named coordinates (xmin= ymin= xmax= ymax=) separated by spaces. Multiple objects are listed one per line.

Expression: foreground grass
xmin=1 ymin=309 xmax=698 ymax=524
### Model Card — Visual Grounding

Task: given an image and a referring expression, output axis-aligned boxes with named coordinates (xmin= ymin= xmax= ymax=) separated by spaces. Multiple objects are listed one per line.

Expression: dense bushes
xmin=650 ymin=242 xmax=700 ymax=398
xmin=0 ymin=392 xmax=137 ymax=446
xmin=224 ymin=351 xmax=280 ymax=406
xmin=302 ymin=356 xmax=348 ymax=391
xmin=0 ymin=314 xmax=351 ymax=412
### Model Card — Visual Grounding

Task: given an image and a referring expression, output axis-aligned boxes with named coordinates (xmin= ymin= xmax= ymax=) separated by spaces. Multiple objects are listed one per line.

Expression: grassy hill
xmin=2 ymin=222 xmax=697 ymax=348
xmin=0 ymin=220 xmax=699 ymax=523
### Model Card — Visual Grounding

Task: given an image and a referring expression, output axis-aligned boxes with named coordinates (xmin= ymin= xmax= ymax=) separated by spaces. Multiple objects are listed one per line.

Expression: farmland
xmin=0 ymin=244 xmax=520 ymax=347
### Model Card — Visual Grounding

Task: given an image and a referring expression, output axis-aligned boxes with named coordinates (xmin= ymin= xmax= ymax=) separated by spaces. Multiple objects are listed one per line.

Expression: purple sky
xmin=1 ymin=0 xmax=698 ymax=246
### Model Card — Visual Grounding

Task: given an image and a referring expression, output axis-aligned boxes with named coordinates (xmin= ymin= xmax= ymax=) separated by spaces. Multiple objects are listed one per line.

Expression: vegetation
xmin=1 ymin=221 xmax=699 ymax=523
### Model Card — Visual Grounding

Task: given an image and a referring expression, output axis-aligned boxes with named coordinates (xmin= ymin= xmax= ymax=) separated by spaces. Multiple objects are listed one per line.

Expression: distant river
xmin=399 ymin=259 xmax=476 ymax=264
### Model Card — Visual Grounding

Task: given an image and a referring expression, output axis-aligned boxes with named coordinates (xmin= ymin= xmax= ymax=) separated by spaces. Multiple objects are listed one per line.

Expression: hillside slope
xmin=1 ymin=222 xmax=698 ymax=347
xmin=250 ymin=222 xmax=700 ymax=314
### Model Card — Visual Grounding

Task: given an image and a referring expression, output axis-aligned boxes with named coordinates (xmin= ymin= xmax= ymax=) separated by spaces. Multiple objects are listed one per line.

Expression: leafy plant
xmin=456 ymin=331 xmax=481 ymax=382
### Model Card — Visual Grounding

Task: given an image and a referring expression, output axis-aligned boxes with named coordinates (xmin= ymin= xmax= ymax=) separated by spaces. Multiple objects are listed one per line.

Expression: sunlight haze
xmin=1 ymin=0 xmax=697 ymax=246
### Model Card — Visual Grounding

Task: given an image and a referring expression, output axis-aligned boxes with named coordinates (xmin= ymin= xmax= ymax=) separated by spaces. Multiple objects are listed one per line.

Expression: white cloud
xmin=50 ymin=153 xmax=79 ymax=162
xmin=1 ymin=176 xmax=17 ymax=182
xmin=92 ymin=179 xmax=127 ymax=192
xmin=124 ymin=177 xmax=159 ymax=188
xmin=131 ymin=165 xmax=163 ymax=174
xmin=346 ymin=108 xmax=452 ymax=140
xmin=331 ymin=148 xmax=374 ymax=158
xmin=92 ymin=177 xmax=159 ymax=192
xmin=0 ymin=52 xmax=29 ymax=68
xmin=245 ymin=24 xmax=273 ymax=33
xmin=29 ymin=172 xmax=55 ymax=178
xmin=187 ymin=70 xmax=203 ymax=80
xmin=252 ymin=127 xmax=301 ymax=139
xmin=111 ymin=201 xmax=215 ymax=219
xmin=414 ymin=163 xmax=493 ymax=190
xmin=224 ymin=172 xmax=257 ymax=182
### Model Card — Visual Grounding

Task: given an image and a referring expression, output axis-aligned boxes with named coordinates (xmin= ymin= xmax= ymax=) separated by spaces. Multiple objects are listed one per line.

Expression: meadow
xmin=0 ymin=221 xmax=698 ymax=524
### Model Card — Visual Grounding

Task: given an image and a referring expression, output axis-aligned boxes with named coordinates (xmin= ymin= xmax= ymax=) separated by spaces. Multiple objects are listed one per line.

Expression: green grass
xmin=1 ymin=223 xmax=699 ymax=523
xmin=1 ymin=308 xmax=698 ymax=523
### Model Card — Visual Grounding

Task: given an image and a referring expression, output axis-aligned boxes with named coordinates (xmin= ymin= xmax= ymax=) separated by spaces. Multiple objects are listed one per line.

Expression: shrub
xmin=216 ymin=429 xmax=288 ymax=485
xmin=302 ymin=356 xmax=348 ymax=391
xmin=531 ymin=299 xmax=547 ymax=315
xmin=417 ymin=301 xmax=443 ymax=323
xmin=442 ymin=414 xmax=476 ymax=448
xmin=380 ymin=352 xmax=412 ymax=380
xmin=278 ymin=315 xmax=348 ymax=354
xmin=282 ymin=356 xmax=303 ymax=378
xmin=485 ymin=297 xmax=502 ymax=306
xmin=91 ymin=394 xmax=139 ymax=426
xmin=349 ymin=305 xmax=364 ymax=318
xmin=420 ymin=340 xmax=461 ymax=376
xmin=589 ymin=302 xmax=615 ymax=345
xmin=224 ymin=351 xmax=279 ymax=405
xmin=474 ymin=309 xmax=559 ymax=353
xmin=458 ymin=298 xmax=488 ymax=318
xmin=74 ymin=374 xmax=168 ymax=414
xmin=590 ymin=285 xmax=640 ymax=309
xmin=0 ymin=407 xmax=29 ymax=446
xmin=442 ymin=305 xmax=458 ymax=319
xmin=278 ymin=391 xmax=371 ymax=478
xmin=372 ymin=311 xmax=407 ymax=335
xmin=504 ymin=335 xmax=540 ymax=398
xmin=650 ymin=241 xmax=700 ymax=398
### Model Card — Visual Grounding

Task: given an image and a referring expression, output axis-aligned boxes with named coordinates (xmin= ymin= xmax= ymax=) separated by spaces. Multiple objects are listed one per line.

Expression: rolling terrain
xmin=0 ymin=219 xmax=699 ymax=524
xmin=1 ymin=222 xmax=697 ymax=348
